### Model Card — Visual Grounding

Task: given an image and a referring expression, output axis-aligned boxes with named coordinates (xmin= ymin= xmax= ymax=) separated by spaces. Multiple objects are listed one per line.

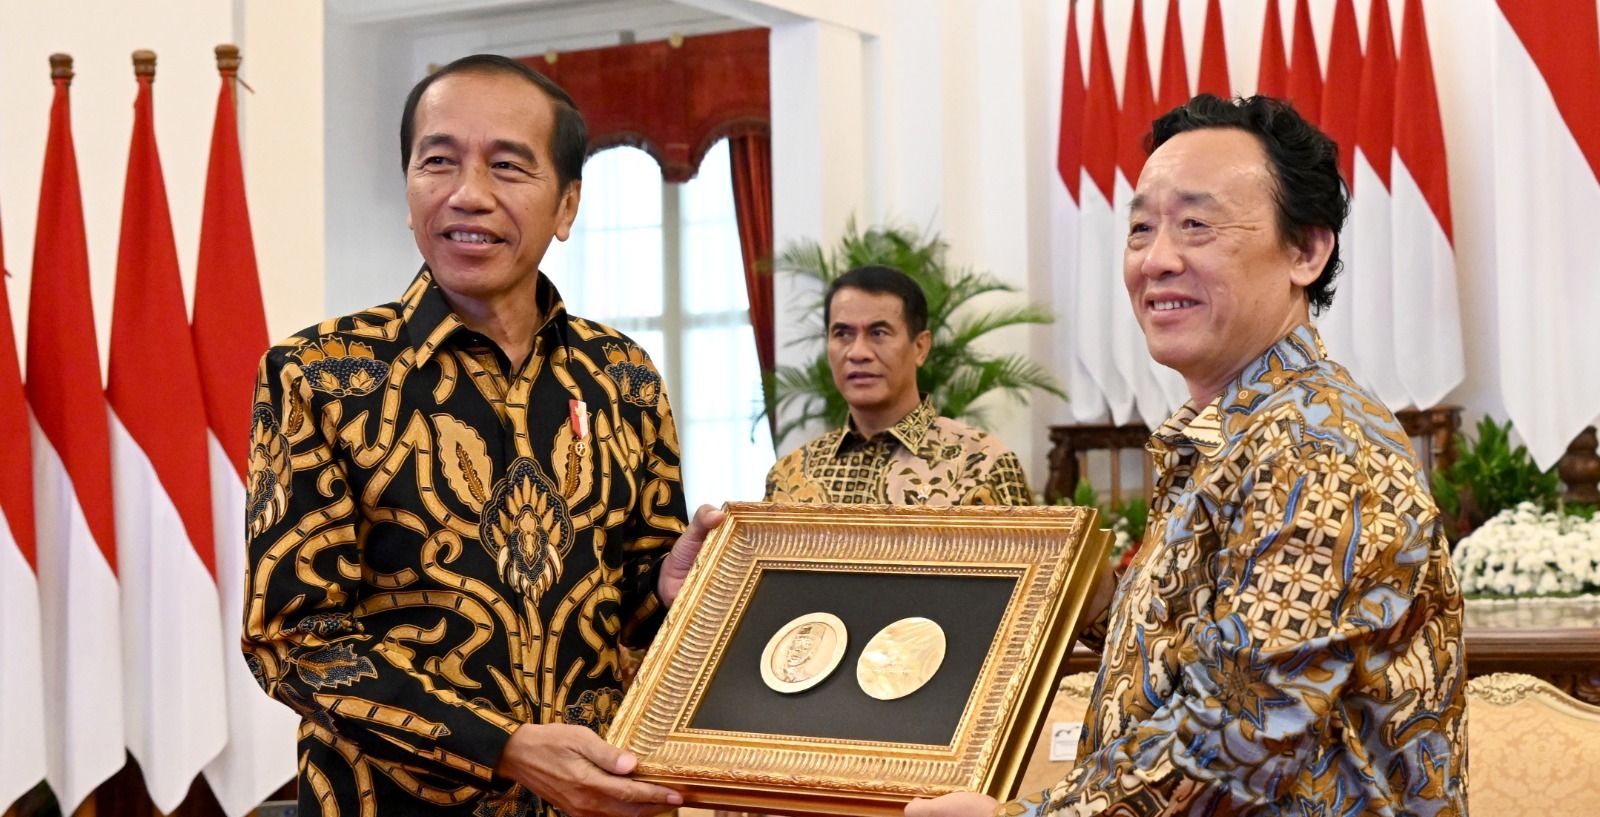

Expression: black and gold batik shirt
xmin=1001 ymin=324 xmax=1465 ymax=817
xmin=764 ymin=397 xmax=1032 ymax=505
xmin=243 ymin=269 xmax=686 ymax=816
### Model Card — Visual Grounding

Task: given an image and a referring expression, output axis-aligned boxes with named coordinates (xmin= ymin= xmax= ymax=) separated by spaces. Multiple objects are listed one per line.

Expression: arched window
xmin=543 ymin=140 xmax=775 ymax=510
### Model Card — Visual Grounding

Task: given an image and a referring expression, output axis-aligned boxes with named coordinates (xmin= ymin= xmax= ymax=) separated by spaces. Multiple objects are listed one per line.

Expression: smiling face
xmin=1124 ymin=127 xmax=1332 ymax=405
xmin=406 ymin=70 xmax=580 ymax=313
xmin=826 ymin=287 xmax=931 ymax=436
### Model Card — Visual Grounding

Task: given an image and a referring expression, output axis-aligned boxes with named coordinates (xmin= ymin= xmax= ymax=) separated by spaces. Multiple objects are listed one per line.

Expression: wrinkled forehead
xmin=1134 ymin=128 xmax=1277 ymax=211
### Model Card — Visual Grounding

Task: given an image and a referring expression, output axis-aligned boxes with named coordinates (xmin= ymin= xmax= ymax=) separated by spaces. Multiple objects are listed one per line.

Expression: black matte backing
xmin=686 ymin=568 xmax=1018 ymax=745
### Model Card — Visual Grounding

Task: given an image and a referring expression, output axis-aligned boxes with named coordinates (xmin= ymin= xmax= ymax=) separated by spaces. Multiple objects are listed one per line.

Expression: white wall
xmin=768 ymin=17 xmax=869 ymax=448
xmin=242 ymin=1 xmax=327 ymax=343
xmin=321 ymin=11 xmax=415 ymax=318
xmin=0 ymin=0 xmax=325 ymax=362
xmin=2 ymin=0 xmax=1537 ymax=498
xmin=322 ymin=0 xmax=752 ymax=319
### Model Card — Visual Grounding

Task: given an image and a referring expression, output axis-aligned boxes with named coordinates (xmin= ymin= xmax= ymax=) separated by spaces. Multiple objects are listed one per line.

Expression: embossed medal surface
xmin=760 ymin=612 xmax=849 ymax=693
xmin=857 ymin=617 xmax=947 ymax=700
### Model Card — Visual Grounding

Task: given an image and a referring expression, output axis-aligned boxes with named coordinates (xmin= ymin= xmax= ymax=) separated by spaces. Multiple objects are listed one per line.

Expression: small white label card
xmin=1048 ymin=721 xmax=1084 ymax=762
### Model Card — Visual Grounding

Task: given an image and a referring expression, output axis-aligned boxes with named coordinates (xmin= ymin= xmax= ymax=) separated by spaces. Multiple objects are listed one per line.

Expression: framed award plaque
xmin=607 ymin=503 xmax=1113 ymax=817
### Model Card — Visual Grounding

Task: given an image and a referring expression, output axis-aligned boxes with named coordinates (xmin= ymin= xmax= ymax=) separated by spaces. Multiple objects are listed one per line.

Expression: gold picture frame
xmin=609 ymin=503 xmax=1112 ymax=817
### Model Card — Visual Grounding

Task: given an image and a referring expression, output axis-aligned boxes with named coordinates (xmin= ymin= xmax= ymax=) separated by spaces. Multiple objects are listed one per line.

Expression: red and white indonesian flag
xmin=106 ymin=62 xmax=227 ymax=812
xmin=1113 ymin=0 xmax=1183 ymax=427
xmin=1103 ymin=0 xmax=1184 ymax=425
xmin=1314 ymin=0 xmax=1363 ymax=367
xmin=1286 ymin=0 xmax=1322 ymax=124
xmin=1147 ymin=0 xmax=1191 ymax=412
xmin=192 ymin=54 xmax=300 ymax=817
xmin=1156 ymin=0 xmax=1189 ymax=115
xmin=1055 ymin=1 xmax=1105 ymax=423
xmin=27 ymin=65 xmax=126 ymax=816
xmin=1196 ymin=0 xmax=1231 ymax=99
xmin=1391 ymin=0 xmax=1463 ymax=408
xmin=1490 ymin=0 xmax=1600 ymax=467
xmin=1076 ymin=0 xmax=1133 ymax=423
xmin=1051 ymin=0 xmax=1474 ymax=428
xmin=1257 ymin=0 xmax=1289 ymax=99
xmin=1345 ymin=0 xmax=1410 ymax=408
xmin=0 ymin=207 xmax=47 ymax=810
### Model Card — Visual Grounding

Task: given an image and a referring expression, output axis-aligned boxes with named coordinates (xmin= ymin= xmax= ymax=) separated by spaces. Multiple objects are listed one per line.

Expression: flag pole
xmin=195 ymin=41 xmax=300 ymax=817
xmin=33 ymin=47 xmax=130 ymax=817
xmin=111 ymin=43 xmax=230 ymax=813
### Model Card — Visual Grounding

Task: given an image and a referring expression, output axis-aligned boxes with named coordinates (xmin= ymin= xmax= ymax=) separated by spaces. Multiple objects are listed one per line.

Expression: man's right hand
xmin=1086 ymin=556 xmax=1120 ymax=622
xmin=496 ymin=723 xmax=683 ymax=817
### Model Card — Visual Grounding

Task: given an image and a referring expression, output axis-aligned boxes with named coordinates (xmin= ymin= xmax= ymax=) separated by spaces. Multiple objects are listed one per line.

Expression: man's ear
xmin=554 ymin=180 xmax=582 ymax=242
xmin=913 ymin=329 xmax=932 ymax=366
xmin=1289 ymin=225 xmax=1335 ymax=288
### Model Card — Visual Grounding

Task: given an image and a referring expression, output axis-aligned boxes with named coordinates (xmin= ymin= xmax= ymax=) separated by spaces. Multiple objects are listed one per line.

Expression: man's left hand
xmin=906 ymin=792 xmax=1000 ymax=817
xmin=658 ymin=504 xmax=725 ymax=608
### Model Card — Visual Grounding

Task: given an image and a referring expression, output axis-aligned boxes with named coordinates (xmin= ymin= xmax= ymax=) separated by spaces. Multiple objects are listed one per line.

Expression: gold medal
xmin=759 ymin=612 xmax=848 ymax=694
xmin=856 ymin=617 xmax=946 ymax=700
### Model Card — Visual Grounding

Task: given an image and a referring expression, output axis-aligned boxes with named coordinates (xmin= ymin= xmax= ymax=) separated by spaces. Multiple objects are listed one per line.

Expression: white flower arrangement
xmin=1453 ymin=502 xmax=1600 ymax=597
xmin=1110 ymin=515 xmax=1134 ymax=558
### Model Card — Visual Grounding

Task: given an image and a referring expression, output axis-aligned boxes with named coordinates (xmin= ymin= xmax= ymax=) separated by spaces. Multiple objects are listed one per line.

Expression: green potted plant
xmin=769 ymin=219 xmax=1065 ymax=447
xmin=1433 ymin=416 xmax=1562 ymax=541
xmin=1068 ymin=478 xmax=1148 ymax=567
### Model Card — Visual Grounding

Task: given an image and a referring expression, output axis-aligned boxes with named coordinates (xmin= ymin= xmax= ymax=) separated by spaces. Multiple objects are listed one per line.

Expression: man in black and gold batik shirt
xmin=244 ymin=55 xmax=716 ymax=817
xmin=764 ymin=265 xmax=1031 ymax=506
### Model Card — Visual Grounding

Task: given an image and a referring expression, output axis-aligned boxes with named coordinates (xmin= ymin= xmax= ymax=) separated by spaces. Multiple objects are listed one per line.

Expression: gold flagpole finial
xmin=133 ymin=49 xmax=157 ymax=78
xmin=49 ymin=53 xmax=74 ymax=82
xmin=215 ymin=44 xmax=241 ymax=74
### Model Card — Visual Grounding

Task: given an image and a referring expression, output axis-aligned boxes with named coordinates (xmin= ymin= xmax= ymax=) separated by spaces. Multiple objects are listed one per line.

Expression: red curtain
xmin=522 ymin=29 xmax=776 ymax=440
xmin=728 ymin=132 xmax=775 ymax=437
xmin=526 ymin=29 xmax=769 ymax=182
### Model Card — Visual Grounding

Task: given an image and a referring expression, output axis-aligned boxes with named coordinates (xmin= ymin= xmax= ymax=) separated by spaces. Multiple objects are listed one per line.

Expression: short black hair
xmin=1147 ymin=94 xmax=1349 ymax=314
xmin=400 ymin=54 xmax=587 ymax=191
xmin=824 ymin=265 xmax=930 ymax=336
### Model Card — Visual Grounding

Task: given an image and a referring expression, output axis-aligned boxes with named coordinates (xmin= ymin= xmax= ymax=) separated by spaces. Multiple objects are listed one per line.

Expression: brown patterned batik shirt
xmin=1002 ymin=324 xmax=1465 ymax=817
xmin=764 ymin=397 xmax=1031 ymax=505
xmin=242 ymin=269 xmax=686 ymax=816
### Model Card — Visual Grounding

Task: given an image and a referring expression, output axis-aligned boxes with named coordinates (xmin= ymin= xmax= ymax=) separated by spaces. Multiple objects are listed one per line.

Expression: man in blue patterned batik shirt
xmin=243 ymin=54 xmax=722 ymax=817
xmin=910 ymin=95 xmax=1466 ymax=817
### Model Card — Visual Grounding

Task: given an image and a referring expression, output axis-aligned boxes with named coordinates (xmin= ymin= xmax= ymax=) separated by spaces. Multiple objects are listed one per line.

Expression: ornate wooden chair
xmin=1466 ymin=672 xmax=1600 ymax=815
xmin=1008 ymin=670 xmax=1600 ymax=813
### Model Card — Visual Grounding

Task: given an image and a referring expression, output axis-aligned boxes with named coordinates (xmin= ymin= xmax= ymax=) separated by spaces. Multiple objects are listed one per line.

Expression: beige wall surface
xmin=0 ymin=0 xmax=324 ymax=371
xmin=0 ymin=0 xmax=1532 ymax=496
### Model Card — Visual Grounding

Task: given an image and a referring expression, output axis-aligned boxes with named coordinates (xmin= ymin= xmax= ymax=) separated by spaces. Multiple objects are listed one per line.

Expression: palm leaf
xmin=944 ymin=305 xmax=1056 ymax=350
xmin=770 ymin=219 xmax=1066 ymax=446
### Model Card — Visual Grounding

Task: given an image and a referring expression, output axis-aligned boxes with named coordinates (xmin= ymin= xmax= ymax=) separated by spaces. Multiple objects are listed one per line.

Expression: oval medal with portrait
xmin=759 ymin=612 xmax=848 ymax=694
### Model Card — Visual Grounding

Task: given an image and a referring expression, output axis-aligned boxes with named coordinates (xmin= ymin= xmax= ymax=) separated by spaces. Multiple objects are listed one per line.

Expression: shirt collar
xmin=403 ymin=266 xmax=571 ymax=368
xmin=826 ymin=395 xmax=939 ymax=457
xmin=1151 ymin=323 xmax=1327 ymax=460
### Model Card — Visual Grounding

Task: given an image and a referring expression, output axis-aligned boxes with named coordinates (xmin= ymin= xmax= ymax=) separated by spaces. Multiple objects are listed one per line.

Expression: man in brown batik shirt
xmin=764 ymin=265 xmax=1031 ymax=507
